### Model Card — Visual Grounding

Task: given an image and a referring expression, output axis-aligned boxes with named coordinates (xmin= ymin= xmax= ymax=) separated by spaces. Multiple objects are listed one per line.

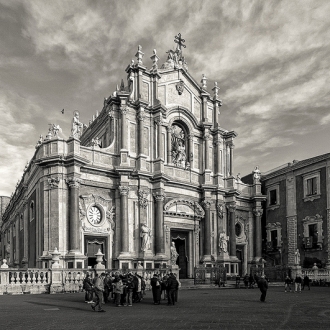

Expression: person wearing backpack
xmin=150 ymin=273 xmax=161 ymax=305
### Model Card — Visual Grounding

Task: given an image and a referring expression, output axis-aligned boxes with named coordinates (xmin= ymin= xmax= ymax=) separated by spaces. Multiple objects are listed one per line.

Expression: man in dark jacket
xmin=258 ymin=275 xmax=268 ymax=302
xmin=167 ymin=273 xmax=179 ymax=306
xmin=150 ymin=274 xmax=161 ymax=305
xmin=83 ymin=273 xmax=94 ymax=303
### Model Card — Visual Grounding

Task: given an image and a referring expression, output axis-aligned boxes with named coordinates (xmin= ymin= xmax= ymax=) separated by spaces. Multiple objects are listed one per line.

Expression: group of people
xmin=82 ymin=271 xmax=179 ymax=312
xmin=284 ymin=274 xmax=310 ymax=293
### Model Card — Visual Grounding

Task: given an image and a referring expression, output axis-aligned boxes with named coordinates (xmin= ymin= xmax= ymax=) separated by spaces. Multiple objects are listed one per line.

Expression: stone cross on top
xmin=174 ymin=33 xmax=186 ymax=51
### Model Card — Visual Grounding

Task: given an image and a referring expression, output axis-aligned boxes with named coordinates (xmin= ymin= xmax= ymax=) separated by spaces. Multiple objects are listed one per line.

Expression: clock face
xmin=88 ymin=206 xmax=102 ymax=225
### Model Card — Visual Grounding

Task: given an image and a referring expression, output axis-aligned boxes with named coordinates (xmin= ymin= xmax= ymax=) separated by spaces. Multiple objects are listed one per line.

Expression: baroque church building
xmin=1 ymin=36 xmax=265 ymax=278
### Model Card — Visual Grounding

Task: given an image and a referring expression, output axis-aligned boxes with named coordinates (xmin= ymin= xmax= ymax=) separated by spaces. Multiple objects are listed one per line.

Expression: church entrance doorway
xmin=84 ymin=236 xmax=107 ymax=268
xmin=171 ymin=230 xmax=189 ymax=279
xmin=236 ymin=245 xmax=243 ymax=276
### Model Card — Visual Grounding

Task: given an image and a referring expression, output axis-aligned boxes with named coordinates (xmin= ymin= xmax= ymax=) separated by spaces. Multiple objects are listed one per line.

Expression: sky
xmin=0 ymin=0 xmax=330 ymax=196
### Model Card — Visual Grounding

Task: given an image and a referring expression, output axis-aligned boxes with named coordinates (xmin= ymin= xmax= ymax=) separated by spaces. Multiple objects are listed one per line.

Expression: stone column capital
xmin=137 ymin=112 xmax=145 ymax=121
xmin=66 ymin=177 xmax=82 ymax=189
xmin=119 ymin=185 xmax=130 ymax=196
xmin=201 ymin=200 xmax=211 ymax=210
xmin=120 ymin=106 xmax=128 ymax=116
xmin=226 ymin=204 xmax=236 ymax=213
xmin=167 ymin=126 xmax=173 ymax=133
xmin=253 ymin=208 xmax=263 ymax=217
xmin=154 ymin=117 xmax=164 ymax=126
xmin=153 ymin=192 xmax=166 ymax=202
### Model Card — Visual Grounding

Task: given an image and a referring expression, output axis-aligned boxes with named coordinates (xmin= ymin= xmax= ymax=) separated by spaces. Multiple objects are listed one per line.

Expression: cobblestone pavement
xmin=0 ymin=286 xmax=329 ymax=330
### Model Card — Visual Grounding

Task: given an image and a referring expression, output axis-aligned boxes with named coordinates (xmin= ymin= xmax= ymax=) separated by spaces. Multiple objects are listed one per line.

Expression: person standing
xmin=91 ymin=273 xmax=106 ymax=312
xmin=83 ymin=272 xmax=94 ymax=303
xmin=113 ymin=276 xmax=124 ymax=307
xmin=167 ymin=273 xmax=179 ymax=306
xmin=284 ymin=275 xmax=292 ymax=292
xmin=126 ymin=274 xmax=135 ymax=307
xmin=243 ymin=274 xmax=249 ymax=289
xmin=258 ymin=275 xmax=268 ymax=302
xmin=150 ymin=274 xmax=161 ymax=305
xmin=302 ymin=275 xmax=310 ymax=290
xmin=295 ymin=275 xmax=302 ymax=293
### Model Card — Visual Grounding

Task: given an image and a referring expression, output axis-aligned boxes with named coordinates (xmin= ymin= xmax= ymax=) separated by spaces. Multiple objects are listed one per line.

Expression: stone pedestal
xmin=170 ymin=265 xmax=181 ymax=286
xmin=291 ymin=265 xmax=302 ymax=279
xmin=94 ymin=249 xmax=105 ymax=275
xmin=50 ymin=248 xmax=63 ymax=294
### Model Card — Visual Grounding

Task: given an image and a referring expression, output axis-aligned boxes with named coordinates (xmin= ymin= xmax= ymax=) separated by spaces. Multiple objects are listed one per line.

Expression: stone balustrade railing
xmin=301 ymin=268 xmax=330 ymax=282
xmin=0 ymin=267 xmax=172 ymax=295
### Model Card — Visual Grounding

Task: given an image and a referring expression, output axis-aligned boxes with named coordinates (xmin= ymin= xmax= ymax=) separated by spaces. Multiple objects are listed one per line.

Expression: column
xmin=153 ymin=192 xmax=165 ymax=255
xmin=202 ymin=200 xmax=211 ymax=256
xmin=22 ymin=201 xmax=28 ymax=266
xmin=120 ymin=106 xmax=128 ymax=150
xmin=227 ymin=204 xmax=236 ymax=257
xmin=215 ymin=140 xmax=222 ymax=174
xmin=10 ymin=224 xmax=14 ymax=265
xmin=155 ymin=118 xmax=164 ymax=159
xmin=119 ymin=186 xmax=130 ymax=253
xmin=67 ymin=178 xmax=81 ymax=252
xmin=254 ymin=209 xmax=263 ymax=258
xmin=15 ymin=217 xmax=20 ymax=265
xmin=188 ymin=134 xmax=194 ymax=165
xmin=229 ymin=143 xmax=234 ymax=176
xmin=204 ymin=132 xmax=210 ymax=170
xmin=167 ymin=126 xmax=172 ymax=164
xmin=137 ymin=109 xmax=145 ymax=155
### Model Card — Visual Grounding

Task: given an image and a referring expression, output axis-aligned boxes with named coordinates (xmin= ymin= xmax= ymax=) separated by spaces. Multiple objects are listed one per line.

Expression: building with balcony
xmin=0 ymin=38 xmax=265 ymax=278
xmin=261 ymin=156 xmax=330 ymax=269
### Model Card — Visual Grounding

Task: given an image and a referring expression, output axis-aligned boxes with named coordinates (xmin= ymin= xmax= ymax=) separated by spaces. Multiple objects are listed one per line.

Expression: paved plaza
xmin=0 ymin=286 xmax=329 ymax=330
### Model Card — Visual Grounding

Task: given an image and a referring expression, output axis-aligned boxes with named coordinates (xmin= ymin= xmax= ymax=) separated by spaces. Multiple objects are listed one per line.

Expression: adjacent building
xmin=1 ymin=37 xmax=265 ymax=278
xmin=261 ymin=155 xmax=330 ymax=269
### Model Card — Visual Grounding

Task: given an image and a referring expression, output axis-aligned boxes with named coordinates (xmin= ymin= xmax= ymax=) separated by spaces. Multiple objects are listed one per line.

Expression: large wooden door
xmin=171 ymin=230 xmax=189 ymax=279
xmin=84 ymin=236 xmax=107 ymax=268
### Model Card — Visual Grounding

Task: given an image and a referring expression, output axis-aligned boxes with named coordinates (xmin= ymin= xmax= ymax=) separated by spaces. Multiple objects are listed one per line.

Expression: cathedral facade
xmin=0 ymin=38 xmax=265 ymax=278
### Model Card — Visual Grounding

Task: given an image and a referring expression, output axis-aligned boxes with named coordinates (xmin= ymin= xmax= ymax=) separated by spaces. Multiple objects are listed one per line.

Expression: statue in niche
xmin=71 ymin=110 xmax=84 ymax=139
xmin=140 ymin=223 xmax=151 ymax=252
xmin=172 ymin=125 xmax=187 ymax=168
xmin=219 ymin=232 xmax=229 ymax=253
xmin=294 ymin=249 xmax=300 ymax=265
xmin=170 ymin=242 xmax=179 ymax=265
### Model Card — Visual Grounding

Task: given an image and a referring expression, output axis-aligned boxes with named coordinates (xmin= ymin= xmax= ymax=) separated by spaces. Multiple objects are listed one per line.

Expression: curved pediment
xmin=164 ymin=199 xmax=204 ymax=218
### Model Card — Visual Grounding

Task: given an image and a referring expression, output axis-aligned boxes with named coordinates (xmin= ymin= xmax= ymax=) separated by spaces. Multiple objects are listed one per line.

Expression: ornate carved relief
xmin=164 ymin=199 xmax=205 ymax=218
xmin=176 ymin=80 xmax=185 ymax=95
xmin=138 ymin=189 xmax=149 ymax=209
xmin=48 ymin=176 xmax=60 ymax=189
xmin=217 ymin=203 xmax=224 ymax=219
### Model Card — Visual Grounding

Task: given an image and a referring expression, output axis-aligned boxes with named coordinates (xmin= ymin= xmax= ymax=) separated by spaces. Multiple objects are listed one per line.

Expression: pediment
xmin=164 ymin=199 xmax=204 ymax=218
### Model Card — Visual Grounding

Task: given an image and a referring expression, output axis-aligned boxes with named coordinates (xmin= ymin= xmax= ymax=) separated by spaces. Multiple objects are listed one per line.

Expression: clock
xmin=87 ymin=205 xmax=102 ymax=225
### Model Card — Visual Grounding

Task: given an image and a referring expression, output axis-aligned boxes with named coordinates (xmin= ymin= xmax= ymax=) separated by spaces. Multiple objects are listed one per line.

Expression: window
xmin=308 ymin=224 xmax=318 ymax=249
xmin=266 ymin=184 xmax=280 ymax=209
xmin=266 ymin=222 xmax=282 ymax=251
xmin=269 ymin=190 xmax=277 ymax=205
xmin=302 ymin=214 xmax=323 ymax=249
xmin=306 ymin=177 xmax=317 ymax=196
xmin=271 ymin=230 xmax=278 ymax=249
xmin=303 ymin=171 xmax=320 ymax=201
